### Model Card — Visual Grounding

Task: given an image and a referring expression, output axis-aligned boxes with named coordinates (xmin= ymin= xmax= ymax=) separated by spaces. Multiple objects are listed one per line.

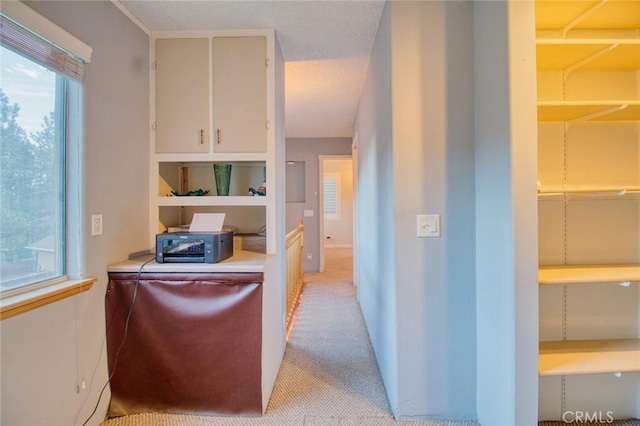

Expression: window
xmin=0 ymin=4 xmax=91 ymax=297
xmin=323 ymin=173 xmax=341 ymax=220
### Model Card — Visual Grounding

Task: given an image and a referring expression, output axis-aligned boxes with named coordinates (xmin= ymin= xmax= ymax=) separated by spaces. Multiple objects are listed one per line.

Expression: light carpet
xmin=101 ymin=269 xmax=477 ymax=426
xmin=539 ymin=421 xmax=640 ymax=426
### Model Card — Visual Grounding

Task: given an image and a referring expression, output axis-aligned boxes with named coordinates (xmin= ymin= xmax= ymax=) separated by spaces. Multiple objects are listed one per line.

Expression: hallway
xmin=101 ymin=264 xmax=477 ymax=426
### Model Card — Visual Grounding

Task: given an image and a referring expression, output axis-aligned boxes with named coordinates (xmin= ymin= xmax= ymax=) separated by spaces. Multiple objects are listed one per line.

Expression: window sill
xmin=0 ymin=277 xmax=97 ymax=320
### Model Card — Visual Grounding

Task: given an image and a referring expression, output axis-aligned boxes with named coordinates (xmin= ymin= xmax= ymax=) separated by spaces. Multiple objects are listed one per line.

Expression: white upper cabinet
xmin=155 ymin=38 xmax=210 ymax=153
xmin=213 ymin=36 xmax=267 ymax=153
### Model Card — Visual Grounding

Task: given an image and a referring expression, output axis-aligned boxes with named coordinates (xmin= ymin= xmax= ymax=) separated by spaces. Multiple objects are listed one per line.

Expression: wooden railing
xmin=285 ymin=221 xmax=304 ymax=336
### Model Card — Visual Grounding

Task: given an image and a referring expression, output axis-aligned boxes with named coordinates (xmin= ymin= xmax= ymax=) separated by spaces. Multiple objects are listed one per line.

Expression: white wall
xmin=262 ymin=31 xmax=287 ymax=411
xmin=0 ymin=2 xmax=150 ymax=425
xmin=391 ymin=1 xmax=477 ymax=420
xmin=474 ymin=1 xmax=539 ymax=425
xmin=352 ymin=1 xmax=399 ymax=414
xmin=285 ymin=137 xmax=352 ymax=272
xmin=355 ymin=1 xmax=477 ymax=420
xmin=323 ymin=158 xmax=353 ymax=248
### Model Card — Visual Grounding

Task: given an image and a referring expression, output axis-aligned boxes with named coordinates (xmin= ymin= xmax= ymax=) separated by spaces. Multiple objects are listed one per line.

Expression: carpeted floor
xmin=539 ymin=421 xmax=640 ymax=426
xmin=101 ymin=265 xmax=477 ymax=426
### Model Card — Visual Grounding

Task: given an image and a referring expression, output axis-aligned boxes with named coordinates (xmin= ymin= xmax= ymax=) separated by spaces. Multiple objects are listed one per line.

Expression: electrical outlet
xmin=306 ymin=252 xmax=313 ymax=261
xmin=91 ymin=214 xmax=103 ymax=236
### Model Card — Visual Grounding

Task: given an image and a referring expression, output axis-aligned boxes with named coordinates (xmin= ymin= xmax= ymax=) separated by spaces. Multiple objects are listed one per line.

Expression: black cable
xmin=80 ymin=257 xmax=154 ymax=426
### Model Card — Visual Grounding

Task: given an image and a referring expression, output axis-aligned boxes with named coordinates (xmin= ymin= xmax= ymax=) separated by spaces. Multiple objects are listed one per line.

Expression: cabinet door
xmin=156 ymin=38 xmax=210 ymax=153
xmin=213 ymin=37 xmax=267 ymax=153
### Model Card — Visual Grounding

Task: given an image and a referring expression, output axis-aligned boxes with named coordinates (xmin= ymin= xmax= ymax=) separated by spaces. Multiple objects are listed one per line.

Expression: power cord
xmin=79 ymin=257 xmax=154 ymax=426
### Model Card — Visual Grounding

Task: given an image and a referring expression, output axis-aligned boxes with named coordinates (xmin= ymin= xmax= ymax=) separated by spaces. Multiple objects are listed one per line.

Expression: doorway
xmin=319 ymin=155 xmax=354 ymax=274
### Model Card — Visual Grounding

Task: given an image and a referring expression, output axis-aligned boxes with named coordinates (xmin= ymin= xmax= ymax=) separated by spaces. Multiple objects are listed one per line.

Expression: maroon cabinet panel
xmin=106 ymin=272 xmax=263 ymax=418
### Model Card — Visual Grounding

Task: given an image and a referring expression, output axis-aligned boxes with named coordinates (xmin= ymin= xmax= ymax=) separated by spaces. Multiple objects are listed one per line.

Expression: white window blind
xmin=323 ymin=173 xmax=341 ymax=220
xmin=0 ymin=1 xmax=91 ymax=82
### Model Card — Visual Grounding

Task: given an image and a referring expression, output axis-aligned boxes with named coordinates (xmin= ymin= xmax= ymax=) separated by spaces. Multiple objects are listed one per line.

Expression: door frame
xmin=318 ymin=154 xmax=353 ymax=273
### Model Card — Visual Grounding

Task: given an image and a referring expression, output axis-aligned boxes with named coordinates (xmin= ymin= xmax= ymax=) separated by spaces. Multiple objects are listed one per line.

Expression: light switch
xmin=304 ymin=210 xmax=314 ymax=217
xmin=417 ymin=214 xmax=440 ymax=237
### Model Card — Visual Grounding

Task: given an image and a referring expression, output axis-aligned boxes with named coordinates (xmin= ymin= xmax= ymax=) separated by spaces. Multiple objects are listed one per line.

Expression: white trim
xmin=1 ymin=0 xmax=92 ymax=62
xmin=110 ymin=0 xmax=151 ymax=36
xmin=324 ymin=244 xmax=353 ymax=249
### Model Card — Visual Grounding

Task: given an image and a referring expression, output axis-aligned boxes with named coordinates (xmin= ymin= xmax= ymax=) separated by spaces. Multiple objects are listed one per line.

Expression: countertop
xmin=107 ymin=249 xmax=268 ymax=273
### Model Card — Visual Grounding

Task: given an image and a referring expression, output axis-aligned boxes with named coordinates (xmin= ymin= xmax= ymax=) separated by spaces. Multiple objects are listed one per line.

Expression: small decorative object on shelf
xmin=170 ymin=189 xmax=210 ymax=196
xmin=213 ymin=163 xmax=232 ymax=196
xmin=248 ymin=182 xmax=266 ymax=196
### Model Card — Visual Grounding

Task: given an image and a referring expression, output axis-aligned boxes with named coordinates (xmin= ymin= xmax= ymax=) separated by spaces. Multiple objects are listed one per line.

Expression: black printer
xmin=155 ymin=231 xmax=233 ymax=263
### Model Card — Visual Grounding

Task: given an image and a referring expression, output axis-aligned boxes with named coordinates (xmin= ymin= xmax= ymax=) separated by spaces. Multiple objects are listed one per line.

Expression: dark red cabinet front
xmin=106 ymin=272 xmax=263 ymax=418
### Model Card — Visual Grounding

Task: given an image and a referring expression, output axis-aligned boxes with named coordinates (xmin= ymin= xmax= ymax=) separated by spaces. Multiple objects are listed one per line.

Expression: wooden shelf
xmin=538 ymin=101 xmax=640 ymax=122
xmin=539 ymin=264 xmax=640 ymax=285
xmin=157 ymin=195 xmax=267 ymax=207
xmin=537 ymin=40 xmax=640 ymax=70
xmin=539 ymin=339 xmax=640 ymax=376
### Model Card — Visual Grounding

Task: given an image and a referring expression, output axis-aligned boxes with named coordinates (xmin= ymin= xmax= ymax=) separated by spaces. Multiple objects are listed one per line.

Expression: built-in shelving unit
xmin=535 ymin=0 xmax=640 ymax=420
xmin=149 ymin=30 xmax=280 ymax=254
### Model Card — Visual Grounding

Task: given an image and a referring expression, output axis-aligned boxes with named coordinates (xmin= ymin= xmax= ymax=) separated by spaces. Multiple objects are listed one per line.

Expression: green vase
xmin=213 ymin=163 xmax=232 ymax=196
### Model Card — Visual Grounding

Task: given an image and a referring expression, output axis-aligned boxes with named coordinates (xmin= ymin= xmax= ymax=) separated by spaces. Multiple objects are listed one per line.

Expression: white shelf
xmin=537 ymin=101 xmax=640 ymax=122
xmin=539 ymin=339 xmax=640 ymax=376
xmin=153 ymin=152 xmax=268 ymax=163
xmin=539 ymin=264 xmax=640 ymax=285
xmin=157 ymin=195 xmax=267 ymax=207
xmin=537 ymin=40 xmax=640 ymax=71
xmin=538 ymin=185 xmax=640 ymax=195
xmin=535 ymin=1 xmax=640 ymax=31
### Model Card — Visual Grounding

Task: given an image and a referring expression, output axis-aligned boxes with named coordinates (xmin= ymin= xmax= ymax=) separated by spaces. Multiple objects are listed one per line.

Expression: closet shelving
xmin=538 ymin=262 xmax=640 ymax=376
xmin=535 ymin=0 xmax=640 ymax=417
xmin=539 ymin=339 xmax=640 ymax=376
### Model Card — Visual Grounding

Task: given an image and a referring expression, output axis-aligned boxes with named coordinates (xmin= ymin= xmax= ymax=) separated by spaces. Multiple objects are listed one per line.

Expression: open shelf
xmin=539 ymin=264 xmax=640 ymax=285
xmin=157 ymin=195 xmax=267 ymax=207
xmin=539 ymin=339 xmax=640 ymax=376
xmin=536 ymin=40 xmax=640 ymax=71
xmin=538 ymin=185 xmax=640 ymax=196
xmin=538 ymin=101 xmax=640 ymax=122
xmin=535 ymin=1 xmax=640 ymax=32
xmin=153 ymin=152 xmax=267 ymax=163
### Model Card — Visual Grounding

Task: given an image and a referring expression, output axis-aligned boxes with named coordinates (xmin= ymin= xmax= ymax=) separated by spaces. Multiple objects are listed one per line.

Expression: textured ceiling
xmin=118 ymin=0 xmax=385 ymax=138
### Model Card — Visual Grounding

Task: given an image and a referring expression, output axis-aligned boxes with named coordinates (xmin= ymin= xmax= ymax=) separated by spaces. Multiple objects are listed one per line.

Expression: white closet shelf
xmin=537 ymin=101 xmax=640 ymax=122
xmin=157 ymin=195 xmax=267 ymax=207
xmin=537 ymin=185 xmax=640 ymax=195
xmin=539 ymin=339 xmax=640 ymax=376
xmin=539 ymin=264 xmax=640 ymax=285
xmin=536 ymin=41 xmax=640 ymax=70
xmin=535 ymin=1 xmax=640 ymax=32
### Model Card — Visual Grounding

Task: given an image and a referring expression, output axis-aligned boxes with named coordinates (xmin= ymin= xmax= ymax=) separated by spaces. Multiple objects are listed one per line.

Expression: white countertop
xmin=107 ymin=249 xmax=268 ymax=273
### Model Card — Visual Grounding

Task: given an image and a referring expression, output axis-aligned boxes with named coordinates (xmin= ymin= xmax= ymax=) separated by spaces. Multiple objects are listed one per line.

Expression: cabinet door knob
xmin=217 ymin=128 xmax=221 ymax=144
xmin=200 ymin=129 xmax=204 ymax=144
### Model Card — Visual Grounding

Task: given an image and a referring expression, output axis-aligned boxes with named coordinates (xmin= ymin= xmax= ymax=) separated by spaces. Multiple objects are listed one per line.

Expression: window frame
xmin=0 ymin=1 xmax=94 ymax=318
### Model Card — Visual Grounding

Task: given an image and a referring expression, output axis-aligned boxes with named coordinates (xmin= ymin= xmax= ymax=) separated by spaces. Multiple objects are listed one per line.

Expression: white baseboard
xmin=324 ymin=244 xmax=353 ymax=249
